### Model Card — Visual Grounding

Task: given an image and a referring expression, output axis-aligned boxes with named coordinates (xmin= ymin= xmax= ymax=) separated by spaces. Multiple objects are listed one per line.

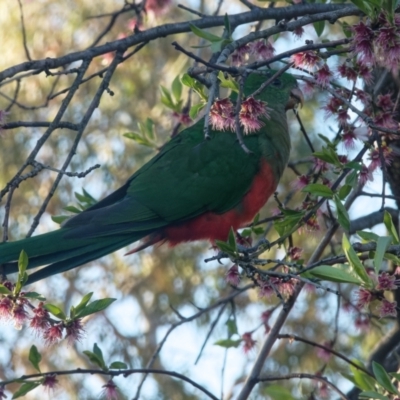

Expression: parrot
xmin=0 ymin=70 xmax=302 ymax=285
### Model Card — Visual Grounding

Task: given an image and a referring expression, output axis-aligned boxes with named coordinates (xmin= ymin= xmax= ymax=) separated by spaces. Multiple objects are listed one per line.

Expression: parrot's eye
xmin=272 ymin=79 xmax=281 ymax=86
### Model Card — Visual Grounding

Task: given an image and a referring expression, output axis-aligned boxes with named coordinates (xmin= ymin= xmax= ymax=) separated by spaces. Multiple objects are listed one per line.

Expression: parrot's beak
xmin=286 ymin=87 xmax=304 ymax=110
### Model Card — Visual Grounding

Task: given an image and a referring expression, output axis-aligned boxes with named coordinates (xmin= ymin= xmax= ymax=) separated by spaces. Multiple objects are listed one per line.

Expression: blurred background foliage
xmin=0 ymin=1 xmax=390 ymax=399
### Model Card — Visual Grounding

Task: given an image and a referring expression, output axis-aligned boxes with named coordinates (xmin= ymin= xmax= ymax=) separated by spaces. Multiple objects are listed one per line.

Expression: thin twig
xmin=17 ymin=0 xmax=31 ymax=61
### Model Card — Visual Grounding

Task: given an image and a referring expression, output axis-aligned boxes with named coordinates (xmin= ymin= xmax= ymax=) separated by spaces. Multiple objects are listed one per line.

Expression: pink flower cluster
xmin=356 ymin=272 xmax=399 ymax=318
xmin=0 ymin=284 xmax=85 ymax=345
xmin=231 ymin=40 xmax=275 ymax=66
xmin=352 ymin=14 xmax=400 ymax=71
xmin=209 ymin=96 xmax=270 ymax=134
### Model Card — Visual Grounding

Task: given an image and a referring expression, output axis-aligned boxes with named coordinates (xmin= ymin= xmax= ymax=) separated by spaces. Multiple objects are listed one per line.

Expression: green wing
xmin=63 ymin=118 xmax=264 ymax=237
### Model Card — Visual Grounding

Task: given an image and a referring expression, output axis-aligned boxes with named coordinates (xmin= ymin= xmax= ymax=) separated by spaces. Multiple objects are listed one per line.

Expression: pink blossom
xmin=316 ymin=341 xmax=332 ymax=362
xmin=313 ymin=157 xmax=329 ymax=173
xmin=337 ymin=63 xmax=358 ymax=81
xmin=288 ymin=246 xmax=303 ymax=261
xmin=377 ymin=93 xmax=394 ymax=111
xmin=209 ymin=98 xmax=235 ymax=131
xmin=101 ymin=380 xmax=119 ymax=400
xmin=377 ymin=272 xmax=398 ymax=291
xmin=250 ymin=40 xmax=275 ymax=60
xmin=291 ymin=51 xmax=320 ymax=70
xmin=359 ymin=164 xmax=374 ymax=186
xmin=337 ymin=108 xmax=350 ymax=126
xmin=231 ymin=44 xmax=250 ymax=66
xmin=239 ymin=97 xmax=270 ymax=134
xmin=12 ymin=303 xmax=28 ymax=330
xmin=342 ymin=128 xmax=357 ymax=149
xmin=322 ymin=96 xmax=343 ymax=118
xmin=315 ymin=64 xmax=333 ymax=87
xmin=261 ymin=310 xmax=271 ymax=333
xmin=145 ymin=0 xmax=172 ymax=15
xmin=226 ymin=265 xmax=240 ymax=287
xmin=354 ymin=314 xmax=370 ymax=331
xmin=173 ymin=112 xmax=192 ymax=126
xmin=42 ymin=374 xmax=58 ymax=391
xmin=279 ymin=279 xmax=296 ymax=297
xmin=66 ymin=318 xmax=85 ymax=344
xmin=258 ymin=278 xmax=279 ymax=298
xmin=319 ymin=382 xmax=330 ymax=399
xmin=378 ymin=299 xmax=397 ymax=318
xmin=374 ymin=111 xmax=397 ymax=129
xmin=356 ymin=63 xmax=373 ymax=84
xmin=0 ymin=297 xmax=13 ymax=321
xmin=351 ymin=21 xmax=375 ymax=65
xmin=30 ymin=302 xmax=51 ymax=333
xmin=356 ymin=288 xmax=374 ymax=309
xmin=368 ymin=146 xmax=394 ymax=172
xmin=43 ymin=323 xmax=64 ymax=345
xmin=292 ymin=26 xmax=304 ymax=39
xmin=242 ymin=332 xmax=256 ymax=353
xmin=355 ymin=89 xmax=371 ymax=105
xmin=305 ymin=215 xmax=320 ymax=232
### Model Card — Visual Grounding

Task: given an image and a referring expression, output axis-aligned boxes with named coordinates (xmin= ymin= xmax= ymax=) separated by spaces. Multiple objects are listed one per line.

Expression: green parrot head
xmin=242 ymin=69 xmax=303 ymax=112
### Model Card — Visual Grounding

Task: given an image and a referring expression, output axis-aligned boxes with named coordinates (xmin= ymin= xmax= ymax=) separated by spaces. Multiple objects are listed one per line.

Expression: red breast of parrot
xmin=0 ymin=71 xmax=302 ymax=284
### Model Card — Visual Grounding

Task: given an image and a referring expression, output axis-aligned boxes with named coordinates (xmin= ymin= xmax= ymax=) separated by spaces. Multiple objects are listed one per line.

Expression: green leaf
xmin=274 ymin=210 xmax=304 ymax=237
xmin=334 ymin=195 xmax=350 ymax=231
xmin=51 ymin=215 xmax=70 ymax=224
xmin=313 ymin=147 xmax=341 ymax=167
xmin=63 ymin=205 xmax=81 ymax=213
xmin=83 ymin=346 xmax=107 ymax=371
xmin=73 ymin=292 xmax=93 ymax=316
xmin=390 ymin=372 xmax=400 ymax=381
xmin=349 ymin=0 xmax=374 ymax=15
xmin=342 ymin=234 xmax=372 ymax=287
xmin=359 ymin=392 xmax=389 ymax=400
xmin=109 ymin=361 xmax=128 ymax=370
xmin=171 ymin=75 xmax=182 ymax=102
xmin=123 ymin=132 xmax=153 ymax=147
xmin=338 ymin=184 xmax=352 ymax=200
xmin=228 ymin=228 xmax=237 ymax=251
xmin=23 ymin=292 xmax=46 ymax=301
xmin=384 ymin=210 xmax=399 ymax=244
xmin=215 ymin=240 xmax=236 ymax=255
xmin=372 ymin=361 xmax=399 ymax=394
xmin=374 ymin=236 xmax=392 ymax=274
xmin=12 ymin=382 xmax=40 ymax=399
xmin=226 ymin=319 xmax=238 ymax=336
xmin=346 ymin=170 xmax=358 ymax=187
xmin=190 ymin=24 xmax=221 ymax=42
xmin=350 ymin=362 xmax=376 ymax=391
xmin=0 ymin=284 xmax=12 ymax=295
xmin=264 ymin=385 xmax=296 ymax=400
xmin=306 ymin=265 xmax=362 ymax=284
xmin=160 ymin=85 xmax=178 ymax=111
xmin=18 ymin=250 xmax=29 ymax=276
xmin=357 ymin=231 xmax=380 ymax=242
xmin=44 ymin=304 xmax=66 ymax=320
xmin=313 ymin=20 xmax=325 ymax=37
xmin=181 ymin=74 xmax=207 ymax=100
xmin=28 ymin=345 xmax=42 ymax=372
xmin=384 ymin=253 xmax=400 ymax=264
xmin=75 ymin=298 xmax=116 ymax=319
xmin=214 ymin=338 xmax=242 ymax=348
xmin=302 ymin=183 xmax=333 ymax=198
xmin=223 ymin=13 xmax=232 ymax=36
xmin=218 ymin=71 xmax=239 ymax=93
xmin=241 ymin=228 xmax=252 ymax=238
xmin=189 ymin=103 xmax=205 ymax=119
